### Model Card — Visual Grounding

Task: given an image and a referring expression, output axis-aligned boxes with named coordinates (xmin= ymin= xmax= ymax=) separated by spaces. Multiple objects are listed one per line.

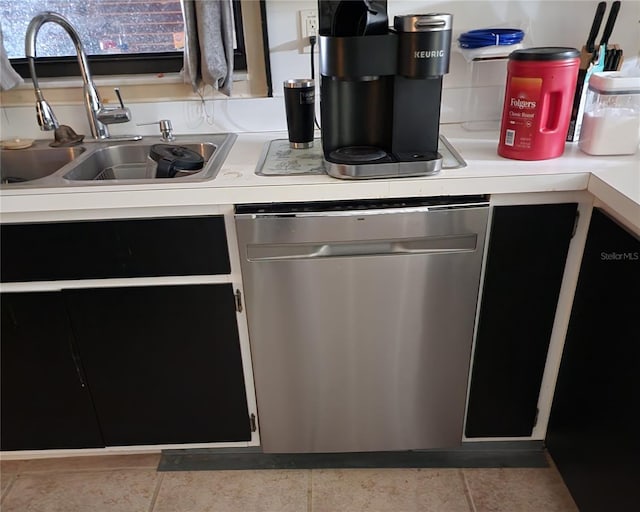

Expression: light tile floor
xmin=0 ymin=453 xmax=578 ymax=512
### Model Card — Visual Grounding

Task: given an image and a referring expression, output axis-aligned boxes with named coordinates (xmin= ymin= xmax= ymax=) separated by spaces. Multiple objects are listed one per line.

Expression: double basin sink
xmin=0 ymin=133 xmax=237 ymax=188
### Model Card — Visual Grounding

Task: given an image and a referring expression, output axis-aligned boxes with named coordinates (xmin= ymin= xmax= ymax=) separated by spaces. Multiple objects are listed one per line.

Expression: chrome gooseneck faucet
xmin=25 ymin=11 xmax=139 ymax=140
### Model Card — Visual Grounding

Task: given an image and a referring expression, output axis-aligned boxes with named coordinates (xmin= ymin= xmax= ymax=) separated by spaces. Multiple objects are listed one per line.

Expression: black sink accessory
xmin=149 ymin=144 xmax=204 ymax=178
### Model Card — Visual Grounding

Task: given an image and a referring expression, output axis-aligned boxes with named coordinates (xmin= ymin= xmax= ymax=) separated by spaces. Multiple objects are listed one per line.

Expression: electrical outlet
xmin=299 ymin=9 xmax=318 ymax=53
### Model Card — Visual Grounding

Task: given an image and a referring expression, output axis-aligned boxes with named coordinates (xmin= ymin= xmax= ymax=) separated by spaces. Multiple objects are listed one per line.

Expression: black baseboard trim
xmin=158 ymin=441 xmax=547 ymax=471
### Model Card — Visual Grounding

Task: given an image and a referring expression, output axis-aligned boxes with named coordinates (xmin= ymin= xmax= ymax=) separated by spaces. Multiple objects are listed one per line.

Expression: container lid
xmin=149 ymin=144 xmax=204 ymax=170
xmin=509 ymin=47 xmax=580 ymax=61
xmin=0 ymin=138 xmax=34 ymax=150
xmin=588 ymin=71 xmax=640 ymax=94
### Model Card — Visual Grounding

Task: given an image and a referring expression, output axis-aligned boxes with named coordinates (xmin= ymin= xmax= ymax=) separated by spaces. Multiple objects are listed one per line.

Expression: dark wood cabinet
xmin=0 ymin=292 xmax=103 ymax=451
xmin=1 ymin=216 xmax=251 ymax=451
xmin=65 ymin=284 xmax=251 ymax=446
xmin=465 ymin=203 xmax=578 ymax=438
xmin=1 ymin=284 xmax=251 ymax=450
xmin=0 ymin=216 xmax=230 ymax=282
xmin=546 ymin=208 xmax=640 ymax=511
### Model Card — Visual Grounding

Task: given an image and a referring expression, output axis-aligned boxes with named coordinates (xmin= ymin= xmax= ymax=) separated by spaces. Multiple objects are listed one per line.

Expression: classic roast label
xmin=503 ymin=77 xmax=542 ymax=149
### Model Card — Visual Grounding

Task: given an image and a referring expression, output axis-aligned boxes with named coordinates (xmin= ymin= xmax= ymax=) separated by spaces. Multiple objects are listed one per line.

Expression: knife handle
xmin=587 ymin=1 xmax=607 ymax=53
xmin=599 ymin=0 xmax=621 ymax=48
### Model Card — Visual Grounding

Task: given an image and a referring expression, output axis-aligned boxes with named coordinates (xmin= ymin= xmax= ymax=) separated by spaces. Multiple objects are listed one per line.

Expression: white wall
xmin=267 ymin=0 xmax=640 ymax=124
xmin=2 ymin=1 xmax=639 ymax=139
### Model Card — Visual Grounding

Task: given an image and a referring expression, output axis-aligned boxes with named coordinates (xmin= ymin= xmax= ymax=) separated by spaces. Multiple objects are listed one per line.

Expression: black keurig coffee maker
xmin=318 ymin=1 xmax=452 ymax=179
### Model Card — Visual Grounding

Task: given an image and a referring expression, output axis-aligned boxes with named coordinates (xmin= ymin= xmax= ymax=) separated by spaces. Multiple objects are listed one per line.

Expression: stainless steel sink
xmin=63 ymin=143 xmax=217 ymax=181
xmin=0 ymin=133 xmax=236 ymax=188
xmin=1 ymin=145 xmax=86 ymax=184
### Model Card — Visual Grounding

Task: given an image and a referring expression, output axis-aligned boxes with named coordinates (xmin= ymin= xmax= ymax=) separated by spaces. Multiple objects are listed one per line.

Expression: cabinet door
xmin=0 ymin=221 xmax=119 ymax=282
xmin=114 ymin=216 xmax=230 ymax=277
xmin=65 ymin=284 xmax=251 ymax=446
xmin=1 ymin=216 xmax=230 ymax=282
xmin=546 ymin=208 xmax=640 ymax=512
xmin=0 ymin=292 xmax=104 ymax=450
xmin=465 ymin=203 xmax=577 ymax=437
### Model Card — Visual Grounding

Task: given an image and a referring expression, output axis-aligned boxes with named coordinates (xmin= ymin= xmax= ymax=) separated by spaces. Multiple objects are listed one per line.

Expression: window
xmin=1 ymin=0 xmax=247 ymax=78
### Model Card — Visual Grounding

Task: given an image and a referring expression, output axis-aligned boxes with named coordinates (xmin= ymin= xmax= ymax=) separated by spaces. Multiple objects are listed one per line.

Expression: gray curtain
xmin=0 ymin=25 xmax=23 ymax=91
xmin=182 ymin=0 xmax=234 ymax=96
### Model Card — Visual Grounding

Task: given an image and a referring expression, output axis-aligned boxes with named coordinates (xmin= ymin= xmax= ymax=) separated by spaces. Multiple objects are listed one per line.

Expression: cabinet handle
xmin=235 ymin=289 xmax=243 ymax=313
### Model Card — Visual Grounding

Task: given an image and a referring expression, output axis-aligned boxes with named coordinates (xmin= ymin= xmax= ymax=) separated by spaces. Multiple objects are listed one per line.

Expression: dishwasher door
xmin=236 ymin=198 xmax=489 ymax=453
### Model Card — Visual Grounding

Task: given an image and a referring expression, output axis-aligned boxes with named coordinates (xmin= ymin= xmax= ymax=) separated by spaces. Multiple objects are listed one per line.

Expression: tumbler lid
xmin=284 ymin=79 xmax=314 ymax=88
xmin=509 ymin=47 xmax=580 ymax=61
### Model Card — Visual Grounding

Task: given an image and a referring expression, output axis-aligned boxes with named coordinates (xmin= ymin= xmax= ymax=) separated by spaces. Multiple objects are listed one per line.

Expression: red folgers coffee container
xmin=498 ymin=47 xmax=580 ymax=160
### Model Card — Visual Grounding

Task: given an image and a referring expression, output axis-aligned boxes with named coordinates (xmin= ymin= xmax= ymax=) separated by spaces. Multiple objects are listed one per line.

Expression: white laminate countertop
xmin=2 ymin=125 xmax=639 ymax=231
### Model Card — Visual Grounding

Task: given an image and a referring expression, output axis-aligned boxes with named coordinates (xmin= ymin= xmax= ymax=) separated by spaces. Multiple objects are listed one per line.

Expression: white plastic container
xmin=579 ymin=72 xmax=640 ymax=156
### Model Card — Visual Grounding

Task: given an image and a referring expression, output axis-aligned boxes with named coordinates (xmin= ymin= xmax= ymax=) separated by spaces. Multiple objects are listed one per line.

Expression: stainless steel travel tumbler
xmin=283 ymin=79 xmax=315 ymax=149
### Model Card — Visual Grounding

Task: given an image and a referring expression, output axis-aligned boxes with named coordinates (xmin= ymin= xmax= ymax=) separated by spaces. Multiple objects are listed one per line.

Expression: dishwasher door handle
xmin=247 ymin=234 xmax=478 ymax=261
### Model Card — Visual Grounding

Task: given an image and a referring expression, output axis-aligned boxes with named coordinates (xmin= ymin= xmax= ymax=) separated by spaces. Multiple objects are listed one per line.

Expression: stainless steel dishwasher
xmin=235 ymin=197 xmax=489 ymax=453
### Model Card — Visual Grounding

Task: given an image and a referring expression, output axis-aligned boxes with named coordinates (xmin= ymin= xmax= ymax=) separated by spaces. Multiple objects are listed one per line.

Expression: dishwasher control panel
xmin=235 ymin=195 xmax=489 ymax=216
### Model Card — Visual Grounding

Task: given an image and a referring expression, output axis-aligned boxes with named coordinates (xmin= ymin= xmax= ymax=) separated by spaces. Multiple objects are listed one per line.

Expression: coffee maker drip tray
xmin=325 ymin=146 xmax=442 ymax=180
xmin=329 ymin=146 xmax=390 ymax=163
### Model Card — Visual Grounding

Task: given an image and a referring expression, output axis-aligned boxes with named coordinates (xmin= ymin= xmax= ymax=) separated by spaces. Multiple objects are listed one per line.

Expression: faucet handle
xmin=97 ymin=88 xmax=132 ymax=125
xmin=137 ymin=119 xmax=175 ymax=142
xmin=114 ymin=87 xmax=126 ymax=109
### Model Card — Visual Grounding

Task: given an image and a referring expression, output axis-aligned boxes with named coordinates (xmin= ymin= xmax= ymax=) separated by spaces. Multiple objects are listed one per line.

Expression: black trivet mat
xmin=158 ymin=442 xmax=547 ymax=471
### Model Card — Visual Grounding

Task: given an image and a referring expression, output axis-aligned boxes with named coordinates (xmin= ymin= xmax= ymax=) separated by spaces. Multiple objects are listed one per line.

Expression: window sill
xmin=11 ymin=71 xmax=249 ymax=90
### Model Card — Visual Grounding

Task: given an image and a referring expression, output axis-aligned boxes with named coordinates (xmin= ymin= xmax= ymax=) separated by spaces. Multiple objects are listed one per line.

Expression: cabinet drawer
xmin=1 ymin=216 xmax=230 ymax=282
